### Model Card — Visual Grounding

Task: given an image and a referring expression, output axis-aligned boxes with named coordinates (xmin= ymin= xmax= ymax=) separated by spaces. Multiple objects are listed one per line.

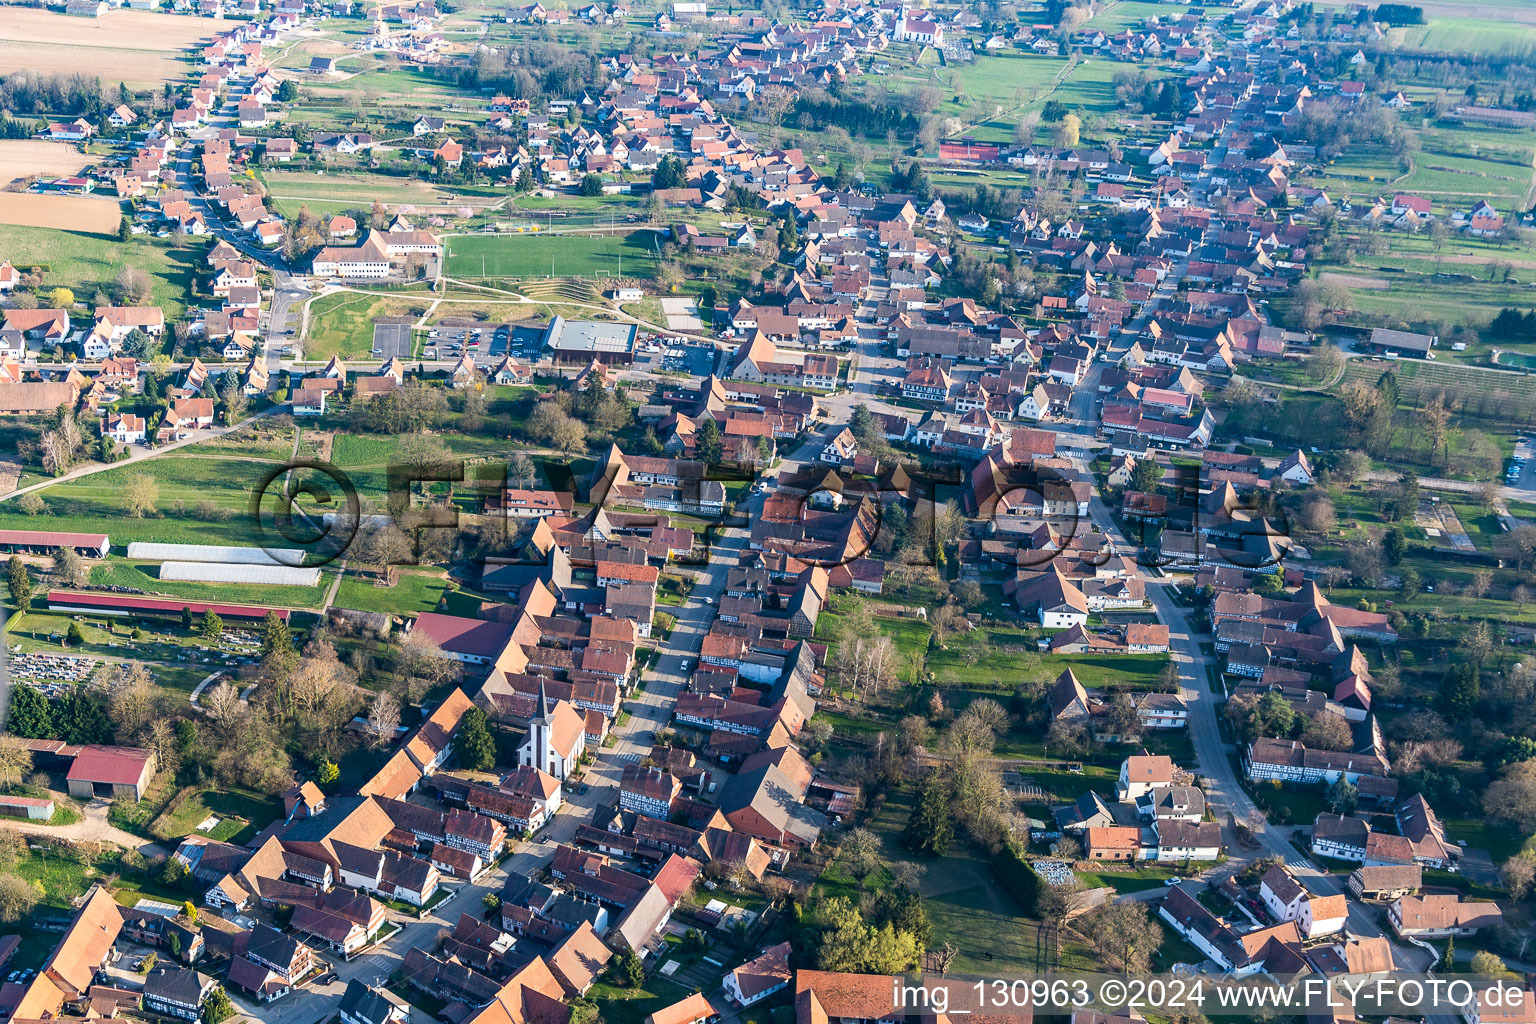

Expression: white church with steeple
xmin=517 ymin=679 xmax=587 ymax=781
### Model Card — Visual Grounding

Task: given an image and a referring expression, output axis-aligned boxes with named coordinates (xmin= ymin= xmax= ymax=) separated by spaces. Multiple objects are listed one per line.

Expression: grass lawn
xmin=23 ymin=454 xmax=270 ymax=515
xmin=1445 ymin=818 xmax=1523 ymax=864
xmin=926 ymin=627 xmax=1171 ymax=691
xmin=1245 ymin=775 xmax=1330 ymax=827
xmin=331 ymin=569 xmax=480 ymax=616
xmin=589 ymin=979 xmax=693 ymax=1024
xmin=148 ymin=786 xmax=282 ymax=845
xmin=1082 ymin=0 xmax=1170 ymax=31
xmin=2 ymin=226 xmax=201 ymax=326
xmin=260 ymin=169 xmax=503 ymax=219
xmin=1074 ymin=864 xmax=1185 ymax=893
xmin=445 ymin=231 xmax=663 ymax=280
xmin=1318 ymin=271 xmax=1536 ymax=333
xmin=815 ymin=603 xmax=933 ymax=681
xmin=179 ymin=424 xmax=298 ymax=460
xmin=304 ymin=291 xmax=435 ymax=361
xmin=0 ymin=509 xmax=261 ymax=549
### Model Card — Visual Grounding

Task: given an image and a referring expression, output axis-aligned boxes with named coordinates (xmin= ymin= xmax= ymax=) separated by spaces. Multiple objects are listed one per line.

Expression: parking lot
xmin=662 ymin=342 xmax=720 ymax=376
xmin=423 ymin=323 xmax=547 ymax=365
xmin=370 ymin=323 xmax=413 ymax=360
xmin=1509 ymin=437 xmax=1535 ymax=488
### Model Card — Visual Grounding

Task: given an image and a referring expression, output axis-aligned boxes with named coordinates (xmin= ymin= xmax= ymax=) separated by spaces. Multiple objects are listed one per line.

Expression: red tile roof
xmin=0 ymin=530 xmax=109 ymax=549
xmin=48 ymin=590 xmax=290 ymax=621
xmin=66 ymin=745 xmax=154 ymax=787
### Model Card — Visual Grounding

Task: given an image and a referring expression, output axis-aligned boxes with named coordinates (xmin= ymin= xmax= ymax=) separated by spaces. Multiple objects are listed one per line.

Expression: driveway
xmin=0 ymin=797 xmax=167 ymax=858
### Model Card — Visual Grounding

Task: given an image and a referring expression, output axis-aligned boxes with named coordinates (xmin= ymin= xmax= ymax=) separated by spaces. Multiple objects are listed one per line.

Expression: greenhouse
xmin=158 ymin=561 xmax=322 ymax=587
xmin=125 ymin=542 xmax=307 ymax=565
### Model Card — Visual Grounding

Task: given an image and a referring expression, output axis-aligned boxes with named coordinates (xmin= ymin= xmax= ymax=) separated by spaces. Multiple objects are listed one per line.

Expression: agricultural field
xmin=0 ymin=41 xmax=189 ymax=86
xmin=0 ymin=193 xmax=121 ymax=234
xmin=1082 ymin=0 xmax=1174 ymax=32
xmin=1394 ymin=17 xmax=1536 ymax=55
xmin=257 ymin=167 xmax=504 ymax=219
xmin=0 ymin=141 xmax=95 ymax=186
xmin=0 ymin=6 xmax=223 ymax=49
xmin=444 ymin=230 xmax=664 ymax=280
xmin=0 ymin=7 xmax=222 ymax=85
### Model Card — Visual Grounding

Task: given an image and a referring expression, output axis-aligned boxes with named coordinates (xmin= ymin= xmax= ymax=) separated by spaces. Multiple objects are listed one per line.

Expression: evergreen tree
xmin=1383 ymin=527 xmax=1406 ymax=565
xmin=695 ymin=416 xmax=723 ymax=466
xmin=457 ymin=708 xmax=497 ymax=772
xmin=7 ymin=685 xmax=54 ymax=738
xmin=1438 ymin=663 xmax=1479 ymax=719
xmin=5 ymin=556 xmax=31 ymax=611
xmin=202 ymin=986 xmax=236 ymax=1024
xmin=199 ymin=610 xmax=223 ymax=640
xmin=610 ymin=950 xmax=644 ymax=988
xmin=1129 ymin=458 xmax=1165 ymax=494
xmin=848 ymin=403 xmax=879 ymax=447
xmin=54 ymin=690 xmax=110 ymax=744
xmin=259 ymin=611 xmax=293 ymax=659
xmin=651 ymin=154 xmax=686 ymax=190
xmin=903 ymin=769 xmax=955 ymax=856
xmin=316 ymin=759 xmax=340 ymax=786
xmin=777 ymin=216 xmax=798 ymax=252
xmin=1327 ymin=777 xmax=1359 ymax=814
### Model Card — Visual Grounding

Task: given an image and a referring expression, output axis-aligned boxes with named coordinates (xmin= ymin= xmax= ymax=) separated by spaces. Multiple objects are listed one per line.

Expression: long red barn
xmin=47 ymin=590 xmax=291 ymax=621
xmin=0 ymin=530 xmax=109 ymax=557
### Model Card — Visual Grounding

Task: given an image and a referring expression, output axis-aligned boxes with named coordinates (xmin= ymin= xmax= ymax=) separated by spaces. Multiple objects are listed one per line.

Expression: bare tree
xmin=365 ymin=690 xmax=401 ymax=748
xmin=123 ymin=474 xmax=160 ymax=518
xmin=53 ymin=546 xmax=90 ymax=588
xmin=0 ymin=874 xmax=42 ymax=923
xmin=397 ymin=629 xmax=455 ymax=701
xmin=201 ymin=681 xmax=246 ymax=738
xmin=0 ymin=736 xmax=33 ymax=785
xmin=961 ymin=697 xmax=1009 ymax=737
xmin=106 ymin=662 xmax=158 ymax=741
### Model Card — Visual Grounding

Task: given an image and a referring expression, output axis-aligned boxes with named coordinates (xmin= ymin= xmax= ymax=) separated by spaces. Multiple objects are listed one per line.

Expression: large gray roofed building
xmin=543 ymin=316 xmax=638 ymax=363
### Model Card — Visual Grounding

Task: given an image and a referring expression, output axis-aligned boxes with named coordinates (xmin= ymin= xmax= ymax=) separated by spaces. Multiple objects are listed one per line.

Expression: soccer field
xmin=445 ymin=231 xmax=663 ymax=279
